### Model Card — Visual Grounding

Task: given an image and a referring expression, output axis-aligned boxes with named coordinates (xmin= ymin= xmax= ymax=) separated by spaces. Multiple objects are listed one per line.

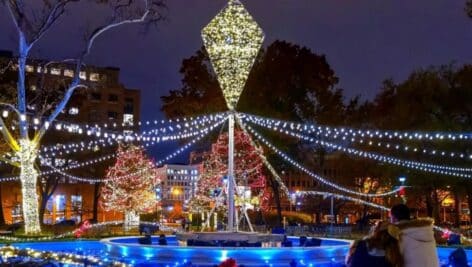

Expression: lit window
xmin=11 ymin=203 xmax=23 ymax=223
xmin=64 ymin=69 xmax=74 ymax=77
xmin=123 ymin=114 xmax=134 ymax=126
xmin=37 ymin=66 xmax=42 ymax=73
xmin=50 ymin=68 xmax=61 ymax=75
xmin=25 ymin=65 xmax=34 ymax=72
xmin=89 ymin=73 xmax=100 ymax=81
xmin=69 ymin=107 xmax=79 ymax=115
xmin=79 ymin=71 xmax=87 ymax=80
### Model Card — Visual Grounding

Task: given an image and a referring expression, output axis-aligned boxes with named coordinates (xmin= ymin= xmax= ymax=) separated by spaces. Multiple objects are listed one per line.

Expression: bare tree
xmin=0 ymin=0 xmax=165 ymax=234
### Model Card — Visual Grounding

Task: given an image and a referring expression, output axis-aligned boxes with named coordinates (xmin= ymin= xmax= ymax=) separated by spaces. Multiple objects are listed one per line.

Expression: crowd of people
xmin=346 ymin=203 xmax=469 ymax=267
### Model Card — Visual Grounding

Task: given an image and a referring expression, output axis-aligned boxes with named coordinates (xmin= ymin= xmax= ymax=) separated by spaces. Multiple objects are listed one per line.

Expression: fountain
xmin=101 ymin=1 xmax=351 ymax=265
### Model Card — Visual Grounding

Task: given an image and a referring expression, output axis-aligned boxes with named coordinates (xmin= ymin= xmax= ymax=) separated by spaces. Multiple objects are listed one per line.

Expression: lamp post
xmin=202 ymin=0 xmax=264 ymax=232
xmin=398 ymin=176 xmax=406 ymax=185
xmin=290 ymin=192 xmax=296 ymax=212
xmin=155 ymin=186 xmax=162 ymax=223
xmin=398 ymin=176 xmax=407 ymax=204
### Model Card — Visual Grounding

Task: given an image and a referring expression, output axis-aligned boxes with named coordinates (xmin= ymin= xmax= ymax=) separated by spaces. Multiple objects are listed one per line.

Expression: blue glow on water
xmin=219 ymin=249 xmax=228 ymax=262
xmin=4 ymin=237 xmax=471 ymax=266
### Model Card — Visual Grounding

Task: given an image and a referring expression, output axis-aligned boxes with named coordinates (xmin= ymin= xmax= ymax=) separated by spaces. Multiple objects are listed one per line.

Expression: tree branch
xmin=4 ymin=0 xmax=21 ymax=34
xmin=28 ymin=0 xmax=70 ymax=50
xmin=0 ymin=116 xmax=20 ymax=151
xmin=84 ymin=5 xmax=150 ymax=57
xmin=0 ymin=102 xmax=21 ymax=117
xmin=0 ymin=60 xmax=13 ymax=75
xmin=0 ymin=155 xmax=20 ymax=168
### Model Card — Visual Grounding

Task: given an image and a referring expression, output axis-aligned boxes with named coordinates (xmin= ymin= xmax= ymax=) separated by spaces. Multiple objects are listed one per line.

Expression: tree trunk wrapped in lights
xmin=100 ymin=145 xmax=160 ymax=231
xmin=189 ymin=129 xmax=268 ymax=214
xmin=17 ymin=139 xmax=41 ymax=234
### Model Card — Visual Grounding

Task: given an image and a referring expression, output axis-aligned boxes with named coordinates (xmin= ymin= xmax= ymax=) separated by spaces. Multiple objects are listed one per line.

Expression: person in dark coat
xmin=346 ymin=221 xmax=403 ymax=267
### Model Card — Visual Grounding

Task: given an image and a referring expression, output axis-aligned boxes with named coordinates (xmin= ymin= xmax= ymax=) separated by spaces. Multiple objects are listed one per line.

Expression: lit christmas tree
xmin=100 ymin=145 xmax=160 ymax=230
xmin=189 ymin=129 xmax=268 ymax=215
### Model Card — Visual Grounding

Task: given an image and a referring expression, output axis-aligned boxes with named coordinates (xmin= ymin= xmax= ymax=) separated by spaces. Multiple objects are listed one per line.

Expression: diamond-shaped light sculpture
xmin=202 ymin=0 xmax=265 ymax=110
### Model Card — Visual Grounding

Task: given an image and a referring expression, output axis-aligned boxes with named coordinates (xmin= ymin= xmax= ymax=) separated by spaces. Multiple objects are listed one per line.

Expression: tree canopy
xmin=161 ymin=40 xmax=345 ymax=125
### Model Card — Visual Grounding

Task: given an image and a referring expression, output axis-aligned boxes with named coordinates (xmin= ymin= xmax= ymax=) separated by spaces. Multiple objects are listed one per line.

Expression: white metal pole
xmin=228 ymin=113 xmax=235 ymax=232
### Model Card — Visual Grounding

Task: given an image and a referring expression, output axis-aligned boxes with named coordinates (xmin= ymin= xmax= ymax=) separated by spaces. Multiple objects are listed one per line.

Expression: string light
xmin=17 ymin=139 xmax=41 ymax=234
xmin=0 ymin=246 xmax=128 ymax=266
xmin=0 ymin=220 xmax=175 ymax=242
xmin=243 ymin=114 xmax=472 ymax=161
xmin=298 ymin=191 xmax=390 ymax=211
xmin=40 ymin=118 xmax=226 ymax=158
xmin=0 ymin=117 xmax=226 ymax=183
xmin=296 ymin=191 xmax=472 ymax=244
xmin=48 ymin=112 xmax=227 ymax=140
xmin=242 ymin=113 xmax=472 ymax=141
xmin=236 ymin=117 xmax=290 ymax=198
xmin=202 ymin=0 xmax=264 ymax=110
xmin=242 ymin=122 xmax=402 ymax=197
xmin=45 ymin=120 xmax=221 ymax=183
xmin=244 ymin=116 xmax=472 ymax=177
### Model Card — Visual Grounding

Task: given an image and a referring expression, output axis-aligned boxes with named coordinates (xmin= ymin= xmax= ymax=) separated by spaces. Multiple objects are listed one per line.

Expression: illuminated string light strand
xmin=46 ymin=120 xmax=220 ymax=183
xmin=242 ymin=113 xmax=472 ymax=141
xmin=243 ymin=114 xmax=472 ymax=161
xmin=0 ymin=220 xmax=175 ymax=242
xmin=235 ymin=117 xmax=290 ymax=198
xmin=298 ymin=191 xmax=390 ymax=211
xmin=0 ymin=118 xmax=227 ymax=182
xmin=243 ymin=122 xmax=403 ymax=197
xmin=296 ymin=191 xmax=472 ymax=244
xmin=0 ymin=246 xmax=128 ymax=266
xmin=41 ymin=118 xmax=226 ymax=158
xmin=49 ymin=112 xmax=227 ymax=139
xmin=244 ymin=117 xmax=472 ymax=176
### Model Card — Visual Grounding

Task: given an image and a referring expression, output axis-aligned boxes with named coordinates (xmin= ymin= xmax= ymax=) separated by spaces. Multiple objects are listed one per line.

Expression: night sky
xmin=1 ymin=0 xmax=471 ymax=163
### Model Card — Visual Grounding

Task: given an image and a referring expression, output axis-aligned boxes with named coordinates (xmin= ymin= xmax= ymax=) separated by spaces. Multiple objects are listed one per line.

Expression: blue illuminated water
xmin=7 ymin=237 xmax=472 ymax=267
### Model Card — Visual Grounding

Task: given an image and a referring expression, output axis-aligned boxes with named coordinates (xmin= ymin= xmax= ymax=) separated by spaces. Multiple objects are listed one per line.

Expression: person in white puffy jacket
xmin=390 ymin=204 xmax=439 ymax=267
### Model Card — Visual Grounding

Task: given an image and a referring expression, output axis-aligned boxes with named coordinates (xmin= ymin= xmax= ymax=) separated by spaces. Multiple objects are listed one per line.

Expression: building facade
xmin=156 ymin=164 xmax=201 ymax=210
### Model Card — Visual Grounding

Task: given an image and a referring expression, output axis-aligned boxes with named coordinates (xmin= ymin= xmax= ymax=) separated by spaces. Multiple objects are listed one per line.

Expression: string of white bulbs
xmin=243 ymin=114 xmax=472 ymax=161
xmin=0 ymin=117 xmax=227 ymax=182
xmin=40 ymin=118 xmax=225 ymax=158
xmin=242 ymin=121 xmax=403 ymax=197
xmin=38 ymin=117 xmax=226 ymax=183
xmin=242 ymin=113 xmax=472 ymax=141
xmin=244 ymin=117 xmax=472 ymax=177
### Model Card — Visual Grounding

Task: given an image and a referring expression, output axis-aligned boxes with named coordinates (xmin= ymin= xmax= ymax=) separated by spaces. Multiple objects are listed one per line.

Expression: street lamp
xmin=398 ymin=176 xmax=407 ymax=204
xmin=155 ymin=186 xmax=162 ymax=223
xmin=398 ymin=176 xmax=406 ymax=185
xmin=290 ymin=192 xmax=296 ymax=212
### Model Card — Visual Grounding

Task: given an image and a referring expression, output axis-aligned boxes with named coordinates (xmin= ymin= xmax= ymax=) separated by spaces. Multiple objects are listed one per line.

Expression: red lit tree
xmin=189 ymin=129 xmax=268 ymax=215
xmin=100 ymin=145 xmax=160 ymax=230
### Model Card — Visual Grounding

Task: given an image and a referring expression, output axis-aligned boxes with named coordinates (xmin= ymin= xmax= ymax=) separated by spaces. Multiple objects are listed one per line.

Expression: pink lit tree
xmin=189 ymin=129 xmax=268 ymax=215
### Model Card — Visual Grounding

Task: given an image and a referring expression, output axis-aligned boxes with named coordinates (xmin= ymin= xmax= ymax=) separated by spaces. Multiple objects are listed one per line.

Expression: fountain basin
xmin=101 ymin=235 xmax=351 ymax=266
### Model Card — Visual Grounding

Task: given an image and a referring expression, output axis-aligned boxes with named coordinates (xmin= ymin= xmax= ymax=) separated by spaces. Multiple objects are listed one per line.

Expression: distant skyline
xmin=1 ymin=0 xmax=471 ymax=162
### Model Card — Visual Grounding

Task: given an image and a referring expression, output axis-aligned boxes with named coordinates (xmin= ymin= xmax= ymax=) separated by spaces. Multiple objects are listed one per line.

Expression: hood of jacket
xmin=396 ymin=218 xmax=435 ymax=243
